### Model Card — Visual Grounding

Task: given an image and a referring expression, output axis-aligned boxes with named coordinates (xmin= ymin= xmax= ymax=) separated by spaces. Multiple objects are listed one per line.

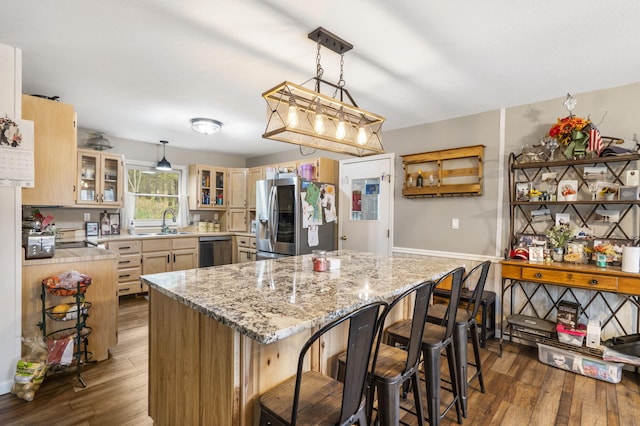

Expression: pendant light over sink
xmin=156 ymin=140 xmax=172 ymax=171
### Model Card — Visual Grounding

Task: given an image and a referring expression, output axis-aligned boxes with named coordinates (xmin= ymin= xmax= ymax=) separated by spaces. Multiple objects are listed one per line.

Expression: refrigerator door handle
xmin=268 ymin=185 xmax=277 ymax=249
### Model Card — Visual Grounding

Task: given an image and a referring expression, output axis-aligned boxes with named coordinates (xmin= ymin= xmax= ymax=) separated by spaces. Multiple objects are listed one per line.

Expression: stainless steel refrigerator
xmin=255 ymin=176 xmax=337 ymax=259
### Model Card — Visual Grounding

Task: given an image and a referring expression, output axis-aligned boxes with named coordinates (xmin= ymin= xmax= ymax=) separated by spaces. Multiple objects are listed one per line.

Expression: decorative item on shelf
xmin=546 ymin=225 xmax=574 ymax=262
xmin=261 ymin=27 xmax=385 ymax=157
xmin=548 ymin=93 xmax=604 ymax=159
xmin=557 ymin=180 xmax=578 ymax=201
xmin=84 ymin=132 xmax=112 ymax=151
xmin=416 ymin=169 xmax=423 ymax=187
xmin=528 ymin=188 xmax=542 ymax=201
xmin=599 ymin=185 xmax=617 ymax=201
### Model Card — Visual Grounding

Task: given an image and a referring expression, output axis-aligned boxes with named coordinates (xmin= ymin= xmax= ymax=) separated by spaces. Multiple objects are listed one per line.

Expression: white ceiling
xmin=2 ymin=1 xmax=640 ymax=158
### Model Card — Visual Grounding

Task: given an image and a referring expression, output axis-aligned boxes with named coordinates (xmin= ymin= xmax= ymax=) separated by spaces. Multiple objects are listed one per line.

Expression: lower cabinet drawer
xmin=521 ymin=268 xmax=617 ymax=291
xmin=117 ymin=266 xmax=141 ymax=284
xmin=118 ymin=281 xmax=142 ymax=296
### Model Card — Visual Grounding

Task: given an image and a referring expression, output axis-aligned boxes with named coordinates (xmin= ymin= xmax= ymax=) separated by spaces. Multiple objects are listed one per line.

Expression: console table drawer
xmin=502 ymin=264 xmax=522 ymax=280
xmin=521 ymin=268 xmax=617 ymax=291
xmin=618 ymin=277 xmax=640 ymax=296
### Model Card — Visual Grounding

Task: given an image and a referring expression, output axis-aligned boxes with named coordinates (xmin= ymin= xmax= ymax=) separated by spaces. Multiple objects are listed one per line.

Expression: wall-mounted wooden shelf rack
xmin=401 ymin=145 xmax=484 ymax=197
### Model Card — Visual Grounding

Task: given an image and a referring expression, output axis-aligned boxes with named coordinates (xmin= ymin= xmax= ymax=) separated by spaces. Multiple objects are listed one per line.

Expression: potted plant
xmin=546 ymin=225 xmax=574 ymax=262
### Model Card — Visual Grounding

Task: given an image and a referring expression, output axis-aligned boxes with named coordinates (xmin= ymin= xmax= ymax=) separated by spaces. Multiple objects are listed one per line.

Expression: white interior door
xmin=339 ymin=153 xmax=394 ymax=255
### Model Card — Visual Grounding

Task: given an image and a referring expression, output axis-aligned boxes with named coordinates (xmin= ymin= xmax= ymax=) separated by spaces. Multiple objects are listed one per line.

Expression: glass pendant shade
xmin=156 ymin=140 xmax=172 ymax=171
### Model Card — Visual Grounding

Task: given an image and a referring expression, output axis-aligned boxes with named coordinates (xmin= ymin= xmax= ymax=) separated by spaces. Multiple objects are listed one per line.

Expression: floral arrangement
xmin=549 ymin=116 xmax=591 ymax=146
xmin=546 ymin=225 xmax=574 ymax=248
xmin=594 ymin=243 xmax=616 ymax=256
xmin=529 ymin=188 xmax=542 ymax=198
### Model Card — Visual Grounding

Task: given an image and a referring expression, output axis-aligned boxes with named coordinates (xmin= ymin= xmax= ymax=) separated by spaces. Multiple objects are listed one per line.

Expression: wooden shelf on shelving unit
xmin=402 ymin=144 xmax=485 ymax=198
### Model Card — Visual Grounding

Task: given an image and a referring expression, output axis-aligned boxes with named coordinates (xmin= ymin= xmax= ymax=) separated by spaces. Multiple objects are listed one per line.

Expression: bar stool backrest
xmin=462 ymin=261 xmax=491 ymax=321
xmin=372 ymin=280 xmax=436 ymax=376
xmin=435 ymin=267 xmax=466 ymax=340
xmin=291 ymin=301 xmax=386 ymax=425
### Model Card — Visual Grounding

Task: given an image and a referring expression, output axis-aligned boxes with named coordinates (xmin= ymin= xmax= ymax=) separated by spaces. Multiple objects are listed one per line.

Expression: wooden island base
xmin=149 ymin=289 xmax=315 ymax=426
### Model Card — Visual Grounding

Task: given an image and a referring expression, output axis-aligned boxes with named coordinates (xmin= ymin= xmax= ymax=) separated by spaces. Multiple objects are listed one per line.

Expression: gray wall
xmin=384 ymin=81 xmax=640 ymax=257
xmin=385 ymin=110 xmax=501 ymax=257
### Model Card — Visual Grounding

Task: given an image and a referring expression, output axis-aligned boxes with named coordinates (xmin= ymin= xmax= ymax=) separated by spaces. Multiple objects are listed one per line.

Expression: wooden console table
xmin=500 ymin=259 xmax=640 ymax=356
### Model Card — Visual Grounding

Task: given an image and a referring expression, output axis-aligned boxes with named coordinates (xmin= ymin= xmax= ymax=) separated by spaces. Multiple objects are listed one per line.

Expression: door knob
xmin=340 ymin=235 xmax=348 ymax=241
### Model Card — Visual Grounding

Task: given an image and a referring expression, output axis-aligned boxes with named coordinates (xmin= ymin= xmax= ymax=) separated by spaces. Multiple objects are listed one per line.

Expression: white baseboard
xmin=393 ymin=246 xmax=502 ymax=263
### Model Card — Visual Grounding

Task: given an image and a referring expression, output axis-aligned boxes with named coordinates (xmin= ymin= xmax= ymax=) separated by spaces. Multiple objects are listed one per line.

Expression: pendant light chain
xmin=335 ymin=52 xmax=346 ymax=100
xmin=315 ymin=39 xmax=324 ymax=92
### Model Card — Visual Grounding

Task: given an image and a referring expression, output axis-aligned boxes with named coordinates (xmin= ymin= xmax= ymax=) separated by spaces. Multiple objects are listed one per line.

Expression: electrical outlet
xmin=84 ymin=213 xmax=91 ymax=221
xmin=451 ymin=218 xmax=460 ymax=229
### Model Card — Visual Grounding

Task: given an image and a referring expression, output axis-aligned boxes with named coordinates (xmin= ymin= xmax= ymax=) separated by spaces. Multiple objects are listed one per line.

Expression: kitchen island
xmin=141 ymin=250 xmax=463 ymax=425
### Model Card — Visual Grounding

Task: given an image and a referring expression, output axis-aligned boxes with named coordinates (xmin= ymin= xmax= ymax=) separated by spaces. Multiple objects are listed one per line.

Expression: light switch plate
xmin=451 ymin=218 xmax=459 ymax=229
xmin=83 ymin=213 xmax=91 ymax=221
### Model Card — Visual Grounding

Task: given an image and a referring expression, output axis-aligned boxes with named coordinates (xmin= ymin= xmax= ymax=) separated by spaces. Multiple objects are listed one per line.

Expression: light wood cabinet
xmin=227 ymin=209 xmax=247 ymax=232
xmin=188 ymin=165 xmax=226 ymax=210
xmin=107 ymin=240 xmax=142 ymax=296
xmin=22 ymin=255 xmax=118 ymax=361
xmin=76 ymin=149 xmax=124 ymax=207
xmin=227 ymin=168 xmax=247 ymax=209
xmin=21 ymin=94 xmax=77 ymax=206
xmin=142 ymin=237 xmax=198 ymax=277
xmin=236 ymin=236 xmax=256 ymax=263
xmin=248 ymin=167 xmax=263 ymax=210
xmin=296 ymin=157 xmax=338 ymax=184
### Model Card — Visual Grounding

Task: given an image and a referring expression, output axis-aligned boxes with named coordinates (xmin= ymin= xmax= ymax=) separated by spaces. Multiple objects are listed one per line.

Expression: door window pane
xmin=351 ymin=178 xmax=379 ymax=221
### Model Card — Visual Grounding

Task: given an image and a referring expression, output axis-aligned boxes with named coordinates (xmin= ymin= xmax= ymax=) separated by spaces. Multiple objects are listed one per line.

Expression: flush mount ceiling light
xmin=85 ymin=132 xmax=113 ymax=151
xmin=262 ymin=27 xmax=385 ymax=157
xmin=190 ymin=118 xmax=223 ymax=135
xmin=156 ymin=140 xmax=172 ymax=171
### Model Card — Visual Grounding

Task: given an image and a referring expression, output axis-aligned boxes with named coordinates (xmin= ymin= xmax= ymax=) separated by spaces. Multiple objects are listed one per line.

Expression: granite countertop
xmin=141 ymin=250 xmax=464 ymax=344
xmin=23 ymin=247 xmax=118 ymax=266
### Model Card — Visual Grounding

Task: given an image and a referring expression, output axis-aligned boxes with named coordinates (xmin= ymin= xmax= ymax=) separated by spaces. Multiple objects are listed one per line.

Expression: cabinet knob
xmin=535 ymin=272 xmax=542 ymax=278
xmin=590 ymin=279 xmax=598 ymax=285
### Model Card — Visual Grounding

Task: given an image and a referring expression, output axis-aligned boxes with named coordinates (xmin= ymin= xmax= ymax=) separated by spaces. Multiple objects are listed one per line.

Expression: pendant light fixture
xmin=156 ymin=140 xmax=172 ymax=171
xmin=262 ymin=27 xmax=385 ymax=157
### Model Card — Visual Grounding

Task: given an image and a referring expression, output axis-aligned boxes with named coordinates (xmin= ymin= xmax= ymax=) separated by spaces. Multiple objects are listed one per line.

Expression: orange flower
xmin=549 ymin=116 xmax=591 ymax=145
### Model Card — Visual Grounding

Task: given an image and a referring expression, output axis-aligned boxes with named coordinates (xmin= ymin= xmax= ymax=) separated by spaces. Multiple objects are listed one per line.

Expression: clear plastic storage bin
xmin=537 ymin=343 xmax=623 ymax=383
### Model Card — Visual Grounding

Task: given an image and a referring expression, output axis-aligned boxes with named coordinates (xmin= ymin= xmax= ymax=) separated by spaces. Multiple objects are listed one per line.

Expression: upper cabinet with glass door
xmin=76 ymin=149 xmax=124 ymax=207
xmin=188 ymin=164 xmax=226 ymax=210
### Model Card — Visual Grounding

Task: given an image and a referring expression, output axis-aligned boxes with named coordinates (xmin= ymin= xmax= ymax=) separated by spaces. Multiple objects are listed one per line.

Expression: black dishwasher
xmin=199 ymin=236 xmax=232 ymax=267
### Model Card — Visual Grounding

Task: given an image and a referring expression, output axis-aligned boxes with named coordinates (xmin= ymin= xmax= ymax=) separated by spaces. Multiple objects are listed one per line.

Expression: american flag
xmin=589 ymin=124 xmax=604 ymax=155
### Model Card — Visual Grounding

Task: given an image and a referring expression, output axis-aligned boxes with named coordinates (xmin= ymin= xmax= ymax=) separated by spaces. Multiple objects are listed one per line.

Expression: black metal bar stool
xmin=386 ymin=266 xmax=465 ymax=426
xmin=259 ymin=301 xmax=386 ymax=426
xmin=427 ymin=260 xmax=491 ymax=417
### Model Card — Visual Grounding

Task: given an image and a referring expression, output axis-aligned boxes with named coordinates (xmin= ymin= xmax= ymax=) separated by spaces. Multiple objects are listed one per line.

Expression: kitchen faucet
xmin=161 ymin=209 xmax=176 ymax=234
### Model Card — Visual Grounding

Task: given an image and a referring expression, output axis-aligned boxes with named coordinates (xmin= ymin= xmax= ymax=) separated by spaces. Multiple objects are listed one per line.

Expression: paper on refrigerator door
xmin=301 ymin=191 xmax=322 ymax=228
xmin=322 ymin=184 xmax=337 ymax=223
xmin=307 ymin=225 xmax=319 ymax=247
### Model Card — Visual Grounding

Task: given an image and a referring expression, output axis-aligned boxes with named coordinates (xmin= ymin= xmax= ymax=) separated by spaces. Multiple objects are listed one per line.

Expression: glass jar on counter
xmin=312 ymin=250 xmax=327 ymax=272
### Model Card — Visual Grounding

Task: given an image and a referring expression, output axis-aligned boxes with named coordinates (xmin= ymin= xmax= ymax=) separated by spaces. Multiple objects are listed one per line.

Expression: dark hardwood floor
xmin=1 ymin=296 xmax=638 ymax=425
